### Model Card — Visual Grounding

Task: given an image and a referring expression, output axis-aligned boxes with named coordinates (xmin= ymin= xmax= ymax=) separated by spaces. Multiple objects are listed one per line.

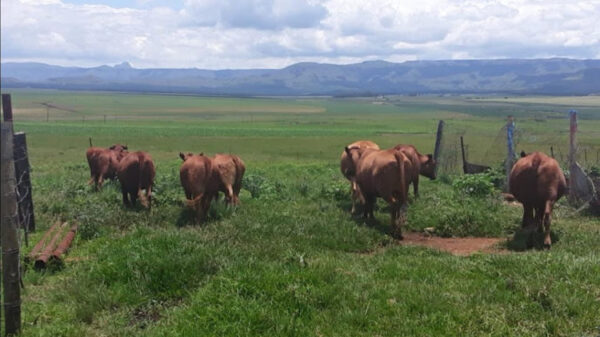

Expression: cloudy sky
xmin=1 ymin=0 xmax=599 ymax=69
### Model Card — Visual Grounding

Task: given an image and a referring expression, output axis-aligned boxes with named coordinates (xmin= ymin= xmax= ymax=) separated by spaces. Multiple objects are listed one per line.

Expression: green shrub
xmin=408 ymin=180 xmax=518 ymax=237
xmin=243 ymin=174 xmax=268 ymax=198
xmin=452 ymin=172 xmax=498 ymax=197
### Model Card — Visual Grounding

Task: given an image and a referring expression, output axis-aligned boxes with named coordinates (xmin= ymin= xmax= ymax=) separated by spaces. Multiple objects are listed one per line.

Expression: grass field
xmin=1 ymin=89 xmax=599 ymax=336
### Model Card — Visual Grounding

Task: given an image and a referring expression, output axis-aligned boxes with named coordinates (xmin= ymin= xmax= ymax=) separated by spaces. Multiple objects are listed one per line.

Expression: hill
xmin=2 ymin=58 xmax=599 ymax=96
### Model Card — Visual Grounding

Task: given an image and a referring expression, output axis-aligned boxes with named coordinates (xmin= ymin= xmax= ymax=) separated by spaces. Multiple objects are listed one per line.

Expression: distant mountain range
xmin=2 ymin=59 xmax=599 ymax=96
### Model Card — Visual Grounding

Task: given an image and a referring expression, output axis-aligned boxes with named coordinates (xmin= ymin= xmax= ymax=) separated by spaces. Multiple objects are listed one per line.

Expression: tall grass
xmin=12 ymin=92 xmax=600 ymax=336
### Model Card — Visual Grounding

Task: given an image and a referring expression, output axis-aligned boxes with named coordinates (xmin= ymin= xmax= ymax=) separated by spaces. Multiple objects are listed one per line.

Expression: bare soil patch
xmin=399 ymin=232 xmax=506 ymax=256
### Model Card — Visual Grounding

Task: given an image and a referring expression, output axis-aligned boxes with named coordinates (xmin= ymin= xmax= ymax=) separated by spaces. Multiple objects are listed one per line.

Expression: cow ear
xmin=123 ymin=144 xmax=128 ymax=150
xmin=179 ymin=152 xmax=185 ymax=161
xmin=199 ymin=152 xmax=204 ymax=156
xmin=520 ymin=151 xmax=527 ymax=158
xmin=109 ymin=145 xmax=116 ymax=150
xmin=427 ymin=154 xmax=433 ymax=162
xmin=345 ymin=146 xmax=352 ymax=156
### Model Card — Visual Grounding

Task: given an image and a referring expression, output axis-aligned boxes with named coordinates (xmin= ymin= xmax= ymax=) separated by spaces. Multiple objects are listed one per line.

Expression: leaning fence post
xmin=433 ymin=120 xmax=444 ymax=176
xmin=569 ymin=110 xmax=578 ymax=198
xmin=569 ymin=110 xmax=577 ymax=167
xmin=1 ymin=93 xmax=22 ymax=335
xmin=13 ymin=132 xmax=35 ymax=234
xmin=505 ymin=116 xmax=515 ymax=191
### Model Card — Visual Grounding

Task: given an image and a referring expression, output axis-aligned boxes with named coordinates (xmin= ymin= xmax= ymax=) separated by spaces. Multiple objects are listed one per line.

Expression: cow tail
xmin=394 ymin=151 xmax=408 ymax=205
xmin=231 ymin=155 xmax=245 ymax=185
xmin=531 ymin=156 xmax=542 ymax=170
xmin=186 ymin=194 xmax=203 ymax=209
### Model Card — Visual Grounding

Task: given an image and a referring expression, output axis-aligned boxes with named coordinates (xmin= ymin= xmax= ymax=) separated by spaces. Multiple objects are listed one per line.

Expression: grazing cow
xmin=509 ymin=151 xmax=567 ymax=248
xmin=212 ymin=154 xmax=246 ymax=205
xmin=86 ymin=144 xmax=128 ymax=190
xmin=117 ymin=151 xmax=155 ymax=209
xmin=394 ymin=144 xmax=436 ymax=197
xmin=179 ymin=152 xmax=218 ymax=221
xmin=350 ymin=147 xmax=412 ymax=239
xmin=340 ymin=140 xmax=380 ymax=213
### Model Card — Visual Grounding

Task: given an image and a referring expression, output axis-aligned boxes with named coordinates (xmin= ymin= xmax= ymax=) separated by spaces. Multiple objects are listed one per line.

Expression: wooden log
xmin=34 ymin=222 xmax=68 ymax=270
xmin=26 ymin=221 xmax=62 ymax=263
xmin=51 ymin=224 xmax=78 ymax=262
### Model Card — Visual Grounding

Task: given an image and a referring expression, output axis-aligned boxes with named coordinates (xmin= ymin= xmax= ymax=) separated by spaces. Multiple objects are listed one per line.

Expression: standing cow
xmin=86 ymin=144 xmax=128 ymax=190
xmin=212 ymin=154 xmax=246 ymax=206
xmin=509 ymin=151 xmax=567 ymax=248
xmin=117 ymin=151 xmax=155 ymax=209
xmin=394 ymin=144 xmax=436 ymax=197
xmin=179 ymin=152 xmax=218 ymax=221
xmin=340 ymin=140 xmax=380 ymax=213
xmin=348 ymin=147 xmax=412 ymax=239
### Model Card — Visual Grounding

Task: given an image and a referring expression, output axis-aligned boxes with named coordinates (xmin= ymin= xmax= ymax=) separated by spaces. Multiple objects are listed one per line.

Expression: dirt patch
xmin=399 ymin=232 xmax=507 ymax=256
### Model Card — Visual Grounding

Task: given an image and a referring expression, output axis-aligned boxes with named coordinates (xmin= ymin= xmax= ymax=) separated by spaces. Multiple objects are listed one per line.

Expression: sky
xmin=1 ymin=0 xmax=599 ymax=69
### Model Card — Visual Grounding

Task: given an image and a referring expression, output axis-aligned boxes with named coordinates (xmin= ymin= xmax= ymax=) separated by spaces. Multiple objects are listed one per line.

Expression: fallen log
xmin=34 ymin=222 xmax=68 ymax=270
xmin=26 ymin=221 xmax=62 ymax=263
xmin=49 ymin=224 xmax=78 ymax=266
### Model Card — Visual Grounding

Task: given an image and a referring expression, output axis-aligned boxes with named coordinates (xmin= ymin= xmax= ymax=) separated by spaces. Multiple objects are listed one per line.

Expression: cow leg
xmin=130 ymin=190 xmax=138 ymax=206
xmin=225 ymin=185 xmax=234 ymax=206
xmin=413 ymin=176 xmax=419 ymax=198
xmin=535 ymin=204 xmax=545 ymax=233
xmin=521 ymin=203 xmax=534 ymax=228
xmin=350 ymin=184 xmax=357 ymax=214
xmin=363 ymin=197 xmax=374 ymax=220
xmin=396 ymin=202 xmax=408 ymax=240
xmin=201 ymin=193 xmax=214 ymax=220
xmin=92 ymin=175 xmax=98 ymax=190
xmin=146 ymin=186 xmax=152 ymax=210
xmin=122 ymin=190 xmax=130 ymax=207
xmin=542 ymin=200 xmax=553 ymax=248
xmin=388 ymin=199 xmax=403 ymax=240
xmin=97 ymin=176 xmax=104 ymax=190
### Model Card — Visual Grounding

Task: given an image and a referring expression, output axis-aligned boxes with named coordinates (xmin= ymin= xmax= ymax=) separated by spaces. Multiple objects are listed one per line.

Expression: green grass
xmin=2 ymin=89 xmax=599 ymax=336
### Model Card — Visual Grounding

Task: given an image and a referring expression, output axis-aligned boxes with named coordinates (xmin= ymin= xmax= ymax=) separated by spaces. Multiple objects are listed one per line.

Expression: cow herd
xmin=86 ymin=139 xmax=567 ymax=248
xmin=85 ymin=143 xmax=245 ymax=220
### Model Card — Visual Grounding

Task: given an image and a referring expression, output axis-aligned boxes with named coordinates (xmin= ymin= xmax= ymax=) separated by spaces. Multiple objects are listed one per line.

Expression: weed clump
xmin=408 ymin=176 xmax=518 ymax=237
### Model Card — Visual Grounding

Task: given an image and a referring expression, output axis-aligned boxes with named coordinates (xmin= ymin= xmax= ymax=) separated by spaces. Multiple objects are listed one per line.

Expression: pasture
xmin=2 ymin=89 xmax=600 ymax=336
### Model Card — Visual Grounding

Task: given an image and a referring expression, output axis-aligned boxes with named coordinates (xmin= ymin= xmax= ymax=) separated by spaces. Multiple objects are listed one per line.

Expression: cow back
xmin=340 ymin=140 xmax=380 ymax=180
xmin=180 ymin=155 xmax=214 ymax=199
xmin=509 ymin=152 xmax=567 ymax=204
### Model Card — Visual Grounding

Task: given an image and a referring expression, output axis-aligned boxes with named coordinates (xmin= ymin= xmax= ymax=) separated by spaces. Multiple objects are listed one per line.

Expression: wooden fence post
xmin=433 ymin=120 xmax=444 ymax=176
xmin=13 ymin=132 xmax=35 ymax=233
xmin=1 ymin=93 xmax=22 ymax=335
xmin=505 ymin=116 xmax=515 ymax=191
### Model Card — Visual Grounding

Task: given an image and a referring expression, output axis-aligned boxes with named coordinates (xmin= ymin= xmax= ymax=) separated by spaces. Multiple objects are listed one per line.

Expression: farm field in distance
xmin=2 ymin=89 xmax=600 ymax=336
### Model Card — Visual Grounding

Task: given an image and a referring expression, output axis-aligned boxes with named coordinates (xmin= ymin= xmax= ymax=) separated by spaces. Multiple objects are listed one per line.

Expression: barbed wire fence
xmin=434 ymin=112 xmax=599 ymax=209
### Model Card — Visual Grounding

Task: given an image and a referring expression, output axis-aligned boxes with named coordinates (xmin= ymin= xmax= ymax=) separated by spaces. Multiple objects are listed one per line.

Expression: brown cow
xmin=394 ymin=144 xmax=436 ymax=197
xmin=341 ymin=140 xmax=380 ymax=213
xmin=212 ymin=154 xmax=246 ymax=205
xmin=117 ymin=151 xmax=155 ymax=209
xmin=86 ymin=144 xmax=128 ymax=190
xmin=350 ymin=147 xmax=412 ymax=239
xmin=179 ymin=152 xmax=218 ymax=221
xmin=509 ymin=151 xmax=567 ymax=248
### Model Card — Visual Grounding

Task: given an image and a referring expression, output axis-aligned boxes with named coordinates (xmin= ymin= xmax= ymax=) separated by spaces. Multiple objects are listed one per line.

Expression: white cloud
xmin=181 ymin=0 xmax=328 ymax=29
xmin=1 ymin=0 xmax=599 ymax=68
